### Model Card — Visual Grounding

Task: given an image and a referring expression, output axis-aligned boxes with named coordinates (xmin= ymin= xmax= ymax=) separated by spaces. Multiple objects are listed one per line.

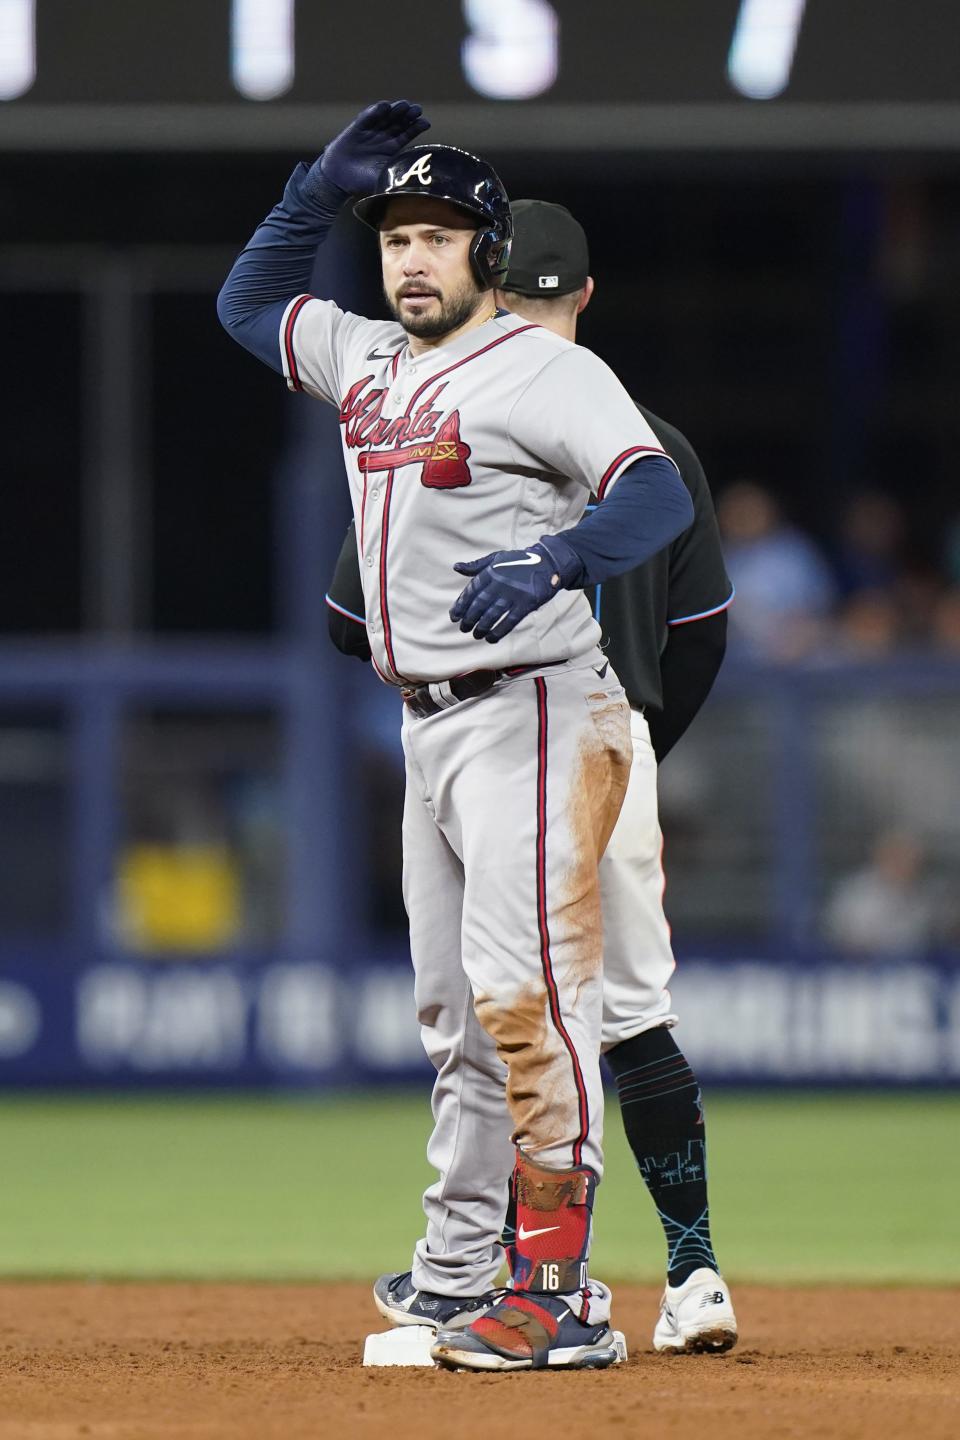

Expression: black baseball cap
xmin=500 ymin=199 xmax=590 ymax=297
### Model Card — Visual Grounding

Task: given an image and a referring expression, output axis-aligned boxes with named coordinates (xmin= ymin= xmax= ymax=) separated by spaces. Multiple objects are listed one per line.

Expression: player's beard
xmin=386 ymin=274 xmax=487 ymax=340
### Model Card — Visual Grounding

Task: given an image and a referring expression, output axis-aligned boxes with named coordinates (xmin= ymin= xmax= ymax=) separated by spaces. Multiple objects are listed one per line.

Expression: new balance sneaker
xmin=431 ymin=1286 xmax=623 ymax=1372
xmin=652 ymin=1267 xmax=738 ymax=1354
xmin=372 ymin=1270 xmax=495 ymax=1332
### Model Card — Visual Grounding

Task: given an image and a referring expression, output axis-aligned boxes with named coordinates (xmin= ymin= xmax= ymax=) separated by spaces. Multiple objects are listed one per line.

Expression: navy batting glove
xmin=450 ymin=536 xmax=585 ymax=643
xmin=319 ymin=100 xmax=430 ymax=196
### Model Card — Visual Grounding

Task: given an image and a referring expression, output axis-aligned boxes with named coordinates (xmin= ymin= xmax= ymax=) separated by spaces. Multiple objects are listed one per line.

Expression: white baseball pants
xmin=600 ymin=705 xmax=678 ymax=1048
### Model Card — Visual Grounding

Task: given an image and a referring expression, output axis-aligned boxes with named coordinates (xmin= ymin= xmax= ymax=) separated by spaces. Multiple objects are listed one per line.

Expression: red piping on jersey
xmin=534 ymin=677 xmax=590 ymax=1167
xmin=283 ymin=295 xmax=312 ymax=392
xmin=370 ymin=653 xmax=392 ymax=685
xmin=596 ymin=444 xmax=668 ymax=502
xmin=359 ymin=472 xmax=368 ymax=555
xmin=378 ymin=468 xmax=399 ymax=677
xmin=400 ymin=324 xmax=539 ymax=419
xmin=375 ymin=323 xmax=539 ymax=685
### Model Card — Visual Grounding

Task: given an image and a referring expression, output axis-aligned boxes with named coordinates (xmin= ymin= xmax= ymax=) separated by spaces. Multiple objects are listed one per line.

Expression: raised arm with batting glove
xmin=217 ymin=101 xmax=429 ymax=365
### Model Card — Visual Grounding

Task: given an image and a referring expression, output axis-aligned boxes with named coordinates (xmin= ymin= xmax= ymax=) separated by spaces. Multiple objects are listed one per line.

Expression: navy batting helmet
xmin=354 ymin=144 xmax=513 ymax=290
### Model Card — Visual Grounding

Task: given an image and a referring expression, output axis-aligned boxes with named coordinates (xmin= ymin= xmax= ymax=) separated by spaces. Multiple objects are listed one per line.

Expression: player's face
xmin=379 ymin=198 xmax=486 ymax=340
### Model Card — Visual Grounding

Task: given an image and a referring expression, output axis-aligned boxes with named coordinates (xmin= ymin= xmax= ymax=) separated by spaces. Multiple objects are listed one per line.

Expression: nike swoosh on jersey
xmin=366 ymin=348 xmax=399 ymax=361
xmin=493 ymin=552 xmax=542 ymax=569
xmin=517 ymin=1222 xmax=561 ymax=1241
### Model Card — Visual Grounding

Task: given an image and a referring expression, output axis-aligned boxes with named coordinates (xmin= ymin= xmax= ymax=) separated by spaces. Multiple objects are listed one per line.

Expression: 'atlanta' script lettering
xmin=339 ymin=378 xmax=449 ymax=450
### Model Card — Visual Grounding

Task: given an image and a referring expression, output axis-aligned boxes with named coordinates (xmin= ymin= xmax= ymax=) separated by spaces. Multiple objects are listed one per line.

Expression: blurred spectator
xmin=823 ymin=829 xmax=939 ymax=958
xmin=930 ymin=586 xmax=960 ymax=654
xmin=834 ymin=492 xmax=904 ymax=597
xmin=831 ymin=589 xmax=902 ymax=659
xmin=717 ymin=481 xmax=836 ymax=660
xmin=893 ymin=568 xmax=942 ymax=644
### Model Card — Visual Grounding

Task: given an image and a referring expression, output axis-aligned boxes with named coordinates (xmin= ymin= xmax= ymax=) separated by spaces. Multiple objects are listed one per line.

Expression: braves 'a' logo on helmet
xmin=393 ymin=153 xmax=433 ymax=189
xmin=353 ymin=144 xmax=513 ymax=289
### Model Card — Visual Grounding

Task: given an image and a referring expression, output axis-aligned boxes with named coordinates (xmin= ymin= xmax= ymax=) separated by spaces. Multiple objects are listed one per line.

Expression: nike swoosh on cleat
xmin=493 ymin=552 xmax=541 ymax=569
xmin=517 ymin=1222 xmax=561 ymax=1241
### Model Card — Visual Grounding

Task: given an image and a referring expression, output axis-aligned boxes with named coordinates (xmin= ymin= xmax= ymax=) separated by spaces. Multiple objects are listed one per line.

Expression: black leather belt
xmin=402 ymin=669 xmax=501 ymax=719
xmin=402 ymin=661 xmax=568 ymax=719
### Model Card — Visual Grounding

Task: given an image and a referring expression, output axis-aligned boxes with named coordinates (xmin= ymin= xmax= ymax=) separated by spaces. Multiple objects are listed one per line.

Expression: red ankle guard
xmin=511 ymin=1151 xmax=596 ymax=1294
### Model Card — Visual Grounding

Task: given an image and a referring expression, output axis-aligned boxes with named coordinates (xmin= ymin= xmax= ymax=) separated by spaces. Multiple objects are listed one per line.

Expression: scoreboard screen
xmin=2 ymin=1 xmax=959 ymax=150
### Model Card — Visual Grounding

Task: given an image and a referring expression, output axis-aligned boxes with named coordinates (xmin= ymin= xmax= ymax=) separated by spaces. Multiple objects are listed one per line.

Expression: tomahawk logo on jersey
xmin=340 ymin=377 xmax=473 ymax=489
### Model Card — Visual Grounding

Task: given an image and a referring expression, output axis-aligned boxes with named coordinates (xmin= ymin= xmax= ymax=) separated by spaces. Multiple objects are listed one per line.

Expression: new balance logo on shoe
xmin=652 ymin=1270 xmax=738 ymax=1354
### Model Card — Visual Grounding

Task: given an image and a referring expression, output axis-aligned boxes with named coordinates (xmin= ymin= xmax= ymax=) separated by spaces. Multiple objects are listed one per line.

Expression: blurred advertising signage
xmin=0 ymin=952 xmax=959 ymax=1084
xmin=1 ymin=1 xmax=959 ymax=147
xmin=0 ymin=979 xmax=41 ymax=1058
xmin=73 ymin=961 xmax=434 ymax=1077
xmin=72 ymin=962 xmax=427 ymax=1075
xmin=671 ymin=960 xmax=960 ymax=1081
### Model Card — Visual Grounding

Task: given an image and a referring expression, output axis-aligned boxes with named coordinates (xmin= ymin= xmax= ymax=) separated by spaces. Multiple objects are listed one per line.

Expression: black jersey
xmin=326 ymin=402 xmax=732 ymax=715
xmin=587 ymin=405 xmax=732 ymax=711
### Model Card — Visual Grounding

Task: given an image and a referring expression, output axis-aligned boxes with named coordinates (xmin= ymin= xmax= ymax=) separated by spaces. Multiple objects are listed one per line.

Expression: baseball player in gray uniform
xmin=218 ymin=101 xmax=694 ymax=1372
xmin=328 ymin=200 xmax=738 ymax=1358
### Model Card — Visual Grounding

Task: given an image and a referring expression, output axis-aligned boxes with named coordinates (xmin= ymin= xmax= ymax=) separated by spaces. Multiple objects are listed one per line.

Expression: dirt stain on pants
xmin=475 ymin=696 xmax=632 ymax=1160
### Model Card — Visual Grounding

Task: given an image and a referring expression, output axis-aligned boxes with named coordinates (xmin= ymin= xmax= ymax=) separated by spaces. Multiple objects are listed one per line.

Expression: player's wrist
xmin=537 ymin=534 xmax=587 ymax=590
xmin=300 ymin=155 xmax=352 ymax=215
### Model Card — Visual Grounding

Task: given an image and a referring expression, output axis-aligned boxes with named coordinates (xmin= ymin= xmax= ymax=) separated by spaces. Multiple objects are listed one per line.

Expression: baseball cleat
xmin=372 ymin=1271 xmax=496 ymax=1332
xmin=652 ymin=1267 xmax=738 ymax=1354
xmin=431 ymin=1291 xmax=623 ymax=1371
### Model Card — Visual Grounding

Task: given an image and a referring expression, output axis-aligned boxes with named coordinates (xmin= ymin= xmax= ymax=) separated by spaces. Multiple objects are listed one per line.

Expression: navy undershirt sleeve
xmin=216 ymin=162 xmax=349 ymax=372
xmin=555 ymin=457 xmax=694 ymax=587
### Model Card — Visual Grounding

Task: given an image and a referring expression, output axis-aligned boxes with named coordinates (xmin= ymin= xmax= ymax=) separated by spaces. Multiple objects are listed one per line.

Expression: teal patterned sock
xmin=606 ymin=1026 xmax=719 ymax=1286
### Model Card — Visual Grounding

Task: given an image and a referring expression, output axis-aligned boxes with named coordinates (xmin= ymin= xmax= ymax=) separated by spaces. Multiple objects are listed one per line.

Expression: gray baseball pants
xmin=400 ymin=655 xmax=631 ymax=1297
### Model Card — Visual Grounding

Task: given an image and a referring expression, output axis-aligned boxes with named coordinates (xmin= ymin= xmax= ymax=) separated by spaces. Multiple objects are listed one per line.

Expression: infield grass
xmin=0 ymin=1091 xmax=955 ymax=1283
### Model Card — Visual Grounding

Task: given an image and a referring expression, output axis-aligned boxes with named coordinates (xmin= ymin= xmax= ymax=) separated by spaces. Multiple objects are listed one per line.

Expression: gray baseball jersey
xmin=281 ymin=300 xmax=671 ymax=684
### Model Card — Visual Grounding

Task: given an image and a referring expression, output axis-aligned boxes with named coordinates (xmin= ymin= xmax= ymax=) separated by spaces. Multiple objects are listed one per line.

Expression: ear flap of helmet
xmin=471 ymin=228 xmax=512 ymax=290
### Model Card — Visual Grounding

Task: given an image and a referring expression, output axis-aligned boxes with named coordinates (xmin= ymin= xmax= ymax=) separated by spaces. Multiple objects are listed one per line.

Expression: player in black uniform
xmin=327 ymin=200 xmax=738 ymax=1353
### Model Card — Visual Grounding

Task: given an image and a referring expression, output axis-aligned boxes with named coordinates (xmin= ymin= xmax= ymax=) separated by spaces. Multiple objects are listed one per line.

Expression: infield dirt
xmin=0 ymin=1282 xmax=956 ymax=1439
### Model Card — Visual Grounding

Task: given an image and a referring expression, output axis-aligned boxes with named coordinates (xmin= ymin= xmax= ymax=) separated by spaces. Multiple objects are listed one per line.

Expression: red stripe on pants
xmin=534 ymin=677 xmax=589 ymax=1165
